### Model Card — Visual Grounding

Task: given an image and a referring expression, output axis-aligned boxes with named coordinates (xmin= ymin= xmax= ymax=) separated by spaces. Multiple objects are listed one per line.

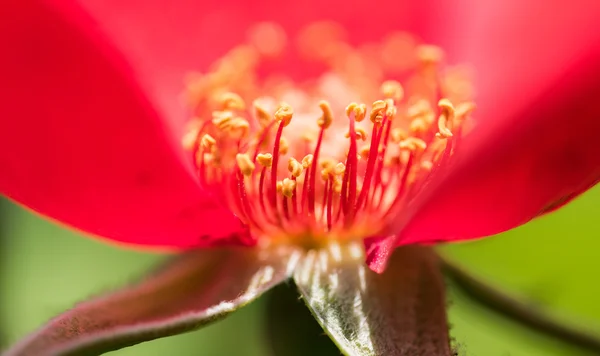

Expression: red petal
xmin=0 ymin=1 xmax=243 ymax=248
xmin=367 ymin=2 xmax=600 ymax=271
xmin=399 ymin=27 xmax=600 ymax=245
xmin=74 ymin=0 xmax=454 ymax=134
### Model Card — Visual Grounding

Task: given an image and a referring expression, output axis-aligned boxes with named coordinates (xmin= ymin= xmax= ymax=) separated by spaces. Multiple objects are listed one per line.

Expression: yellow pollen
xmin=384 ymin=98 xmax=397 ymax=120
xmin=302 ymin=154 xmax=314 ymax=168
xmin=380 ymin=80 xmax=404 ymax=102
xmin=345 ymin=127 xmax=368 ymax=141
xmin=359 ymin=145 xmax=371 ymax=159
xmin=320 ymin=158 xmax=336 ymax=170
xmin=384 ymin=155 xmax=401 ymax=167
xmin=334 ymin=162 xmax=346 ymax=175
xmin=318 ymin=100 xmax=334 ymax=129
xmin=436 ymin=98 xmax=455 ymax=139
xmin=288 ymin=157 xmax=304 ymax=177
xmin=279 ymin=137 xmax=289 ymax=155
xmin=302 ymin=132 xmax=317 ymax=142
xmin=227 ymin=118 xmax=250 ymax=138
xmin=399 ymin=137 xmax=427 ymax=152
xmin=275 ymin=102 xmax=294 ymax=126
xmin=201 ymin=134 xmax=217 ymax=151
xmin=455 ymin=102 xmax=477 ymax=120
xmin=417 ymin=44 xmax=444 ymax=65
xmin=181 ymin=21 xmax=475 ymax=248
xmin=333 ymin=177 xmax=343 ymax=193
xmin=345 ymin=102 xmax=367 ymax=122
xmin=370 ymin=100 xmax=387 ymax=123
xmin=407 ymin=99 xmax=433 ymax=120
xmin=219 ymin=92 xmax=246 ymax=111
xmin=257 ymin=153 xmax=273 ymax=167
xmin=410 ymin=118 xmax=429 ymax=135
xmin=253 ymin=99 xmax=272 ymax=127
xmin=281 ymin=178 xmax=296 ymax=197
xmin=390 ymin=128 xmax=407 ymax=143
xmin=212 ymin=111 xmax=234 ymax=130
xmin=236 ymin=153 xmax=255 ymax=176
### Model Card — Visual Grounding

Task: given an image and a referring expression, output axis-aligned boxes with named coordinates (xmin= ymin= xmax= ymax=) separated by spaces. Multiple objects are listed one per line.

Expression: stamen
xmin=281 ymin=178 xmax=296 ymax=198
xmin=236 ymin=153 xmax=255 ymax=176
xmin=381 ymin=80 xmax=404 ymax=102
xmin=436 ymin=98 xmax=455 ymax=139
xmin=288 ymin=157 xmax=304 ymax=177
xmin=257 ymin=153 xmax=273 ymax=167
xmin=369 ymin=100 xmax=387 ymax=123
xmin=182 ymin=21 xmax=474 ymax=249
xmin=219 ymin=92 xmax=246 ymax=111
xmin=201 ymin=134 xmax=216 ymax=151
xmin=317 ymin=101 xmax=334 ymax=129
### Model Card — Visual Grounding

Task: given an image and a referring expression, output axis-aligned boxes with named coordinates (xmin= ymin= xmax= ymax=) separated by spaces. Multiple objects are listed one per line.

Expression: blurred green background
xmin=1 ymin=186 xmax=599 ymax=355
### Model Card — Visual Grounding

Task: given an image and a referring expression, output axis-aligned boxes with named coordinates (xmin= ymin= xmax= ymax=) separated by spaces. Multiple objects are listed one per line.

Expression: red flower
xmin=2 ymin=1 xmax=600 ymax=355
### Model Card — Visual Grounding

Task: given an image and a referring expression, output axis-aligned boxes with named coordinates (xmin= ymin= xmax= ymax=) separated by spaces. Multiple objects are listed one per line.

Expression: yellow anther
xmin=219 ymin=92 xmax=246 ymax=111
xmin=200 ymin=134 xmax=217 ymax=152
xmin=253 ymin=100 xmax=272 ymax=127
xmin=455 ymin=102 xmax=477 ymax=119
xmin=334 ymin=162 xmax=346 ymax=176
xmin=410 ymin=118 xmax=429 ymax=135
xmin=370 ymin=100 xmax=387 ymax=123
xmin=384 ymin=98 xmax=397 ymax=120
xmin=212 ymin=110 xmax=234 ymax=129
xmin=390 ymin=128 xmax=407 ymax=144
xmin=345 ymin=126 xmax=368 ymax=141
xmin=276 ymin=180 xmax=283 ymax=193
xmin=317 ymin=100 xmax=334 ymax=129
xmin=257 ymin=153 xmax=273 ymax=167
xmin=229 ymin=118 xmax=250 ymax=137
xmin=281 ymin=178 xmax=296 ymax=197
xmin=407 ymin=99 xmax=433 ymax=119
xmin=384 ymin=155 xmax=401 ymax=167
xmin=399 ymin=137 xmax=427 ymax=152
xmin=302 ymin=154 xmax=314 ymax=168
xmin=236 ymin=153 xmax=255 ymax=176
xmin=417 ymin=44 xmax=444 ymax=65
xmin=380 ymin=80 xmax=404 ymax=102
xmin=435 ymin=98 xmax=455 ymax=139
xmin=302 ymin=132 xmax=317 ymax=142
xmin=320 ymin=168 xmax=331 ymax=181
xmin=345 ymin=102 xmax=367 ymax=122
xmin=279 ymin=137 xmax=289 ymax=155
xmin=288 ymin=157 xmax=304 ymax=177
xmin=359 ymin=145 xmax=371 ymax=159
xmin=333 ymin=177 xmax=343 ymax=193
xmin=320 ymin=158 xmax=336 ymax=170
xmin=275 ymin=102 xmax=293 ymax=126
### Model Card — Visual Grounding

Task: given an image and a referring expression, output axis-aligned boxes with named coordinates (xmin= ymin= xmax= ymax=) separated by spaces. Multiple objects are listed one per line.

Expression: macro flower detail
xmin=2 ymin=1 xmax=600 ymax=355
xmin=181 ymin=22 xmax=475 ymax=254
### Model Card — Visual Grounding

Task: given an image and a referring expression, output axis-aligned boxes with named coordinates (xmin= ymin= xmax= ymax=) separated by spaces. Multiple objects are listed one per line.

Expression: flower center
xmin=182 ymin=22 xmax=475 ymax=249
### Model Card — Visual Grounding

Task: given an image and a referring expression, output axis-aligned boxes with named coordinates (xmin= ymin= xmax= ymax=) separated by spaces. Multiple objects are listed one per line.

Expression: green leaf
xmin=294 ymin=244 xmax=452 ymax=356
xmin=3 ymin=246 xmax=300 ymax=356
